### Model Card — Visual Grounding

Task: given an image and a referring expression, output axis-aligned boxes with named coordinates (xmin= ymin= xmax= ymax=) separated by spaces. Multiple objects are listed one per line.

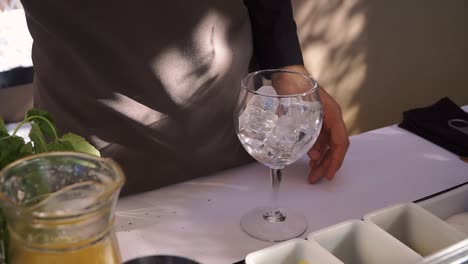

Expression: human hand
xmin=275 ymin=65 xmax=350 ymax=183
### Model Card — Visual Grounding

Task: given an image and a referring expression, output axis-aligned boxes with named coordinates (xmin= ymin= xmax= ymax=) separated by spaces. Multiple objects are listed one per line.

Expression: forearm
xmin=244 ymin=0 xmax=304 ymax=69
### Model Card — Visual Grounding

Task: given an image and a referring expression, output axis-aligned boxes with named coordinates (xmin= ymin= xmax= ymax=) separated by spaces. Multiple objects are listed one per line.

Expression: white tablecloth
xmin=115 ymin=106 xmax=468 ymax=264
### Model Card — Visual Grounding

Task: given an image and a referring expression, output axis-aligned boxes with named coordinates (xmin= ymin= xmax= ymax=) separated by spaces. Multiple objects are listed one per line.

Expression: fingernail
xmin=325 ymin=171 xmax=335 ymax=180
xmin=309 ymin=177 xmax=321 ymax=184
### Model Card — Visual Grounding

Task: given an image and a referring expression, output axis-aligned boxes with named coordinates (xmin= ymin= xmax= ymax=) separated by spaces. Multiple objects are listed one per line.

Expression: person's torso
xmin=21 ymin=0 xmax=254 ymax=192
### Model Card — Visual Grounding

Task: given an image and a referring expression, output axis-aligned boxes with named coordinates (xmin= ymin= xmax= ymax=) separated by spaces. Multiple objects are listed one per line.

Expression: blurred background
xmin=1 ymin=0 xmax=467 ymax=134
xmin=292 ymin=0 xmax=468 ymax=134
xmin=0 ymin=0 xmax=33 ymax=123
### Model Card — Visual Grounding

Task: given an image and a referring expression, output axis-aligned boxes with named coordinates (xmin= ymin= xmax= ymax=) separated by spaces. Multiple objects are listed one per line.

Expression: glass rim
xmin=241 ymin=69 xmax=319 ymax=98
xmin=0 ymin=151 xmax=125 ymax=220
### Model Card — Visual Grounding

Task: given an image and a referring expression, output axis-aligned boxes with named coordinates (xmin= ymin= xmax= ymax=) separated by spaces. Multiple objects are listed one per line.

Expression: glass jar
xmin=0 ymin=152 xmax=125 ymax=264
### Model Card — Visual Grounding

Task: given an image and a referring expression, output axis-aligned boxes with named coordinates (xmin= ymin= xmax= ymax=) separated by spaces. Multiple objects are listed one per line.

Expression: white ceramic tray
xmin=245 ymin=183 xmax=468 ymax=264
xmin=307 ymin=220 xmax=422 ymax=264
xmin=245 ymin=238 xmax=343 ymax=264
xmin=364 ymin=203 xmax=466 ymax=257
xmin=419 ymin=183 xmax=468 ymax=236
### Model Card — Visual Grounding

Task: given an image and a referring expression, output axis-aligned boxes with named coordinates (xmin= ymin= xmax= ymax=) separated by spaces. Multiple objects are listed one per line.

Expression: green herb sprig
xmin=0 ymin=108 xmax=100 ymax=171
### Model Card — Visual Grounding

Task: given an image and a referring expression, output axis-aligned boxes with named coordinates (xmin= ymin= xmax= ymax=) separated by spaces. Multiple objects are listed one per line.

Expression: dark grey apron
xmin=22 ymin=0 xmax=254 ymax=195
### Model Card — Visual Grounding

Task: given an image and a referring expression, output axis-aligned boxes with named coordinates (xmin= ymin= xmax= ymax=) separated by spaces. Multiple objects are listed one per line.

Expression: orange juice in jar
xmin=0 ymin=153 xmax=125 ymax=264
xmin=9 ymin=228 xmax=121 ymax=264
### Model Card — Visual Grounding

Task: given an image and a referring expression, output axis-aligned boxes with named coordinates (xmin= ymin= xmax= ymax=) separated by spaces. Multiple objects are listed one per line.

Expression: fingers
xmin=308 ymin=140 xmax=348 ymax=183
xmin=308 ymin=158 xmax=322 ymax=183
xmin=308 ymin=132 xmax=329 ymax=183
xmin=307 ymin=131 xmax=328 ymax=162
xmin=323 ymin=143 xmax=348 ymax=180
xmin=308 ymin=149 xmax=330 ymax=183
xmin=308 ymin=88 xmax=350 ymax=184
xmin=325 ymin=119 xmax=350 ymax=180
xmin=308 ymin=123 xmax=349 ymax=183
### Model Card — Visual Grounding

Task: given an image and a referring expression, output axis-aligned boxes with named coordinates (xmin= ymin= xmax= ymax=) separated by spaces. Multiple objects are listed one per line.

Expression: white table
xmin=115 ymin=107 xmax=468 ymax=264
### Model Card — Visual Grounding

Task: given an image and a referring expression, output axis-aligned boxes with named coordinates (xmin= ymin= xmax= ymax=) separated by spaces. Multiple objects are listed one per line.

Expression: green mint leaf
xmin=47 ymin=140 xmax=74 ymax=152
xmin=18 ymin=142 xmax=33 ymax=158
xmin=0 ymin=136 xmax=25 ymax=171
xmin=60 ymin=133 xmax=100 ymax=156
xmin=0 ymin=117 xmax=8 ymax=138
xmin=26 ymin=109 xmax=56 ymax=141
xmin=26 ymin=109 xmax=54 ymax=123
xmin=29 ymin=123 xmax=48 ymax=154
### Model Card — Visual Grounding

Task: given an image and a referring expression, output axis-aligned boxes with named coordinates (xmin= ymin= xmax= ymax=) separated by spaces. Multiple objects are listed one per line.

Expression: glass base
xmin=240 ymin=206 xmax=308 ymax=242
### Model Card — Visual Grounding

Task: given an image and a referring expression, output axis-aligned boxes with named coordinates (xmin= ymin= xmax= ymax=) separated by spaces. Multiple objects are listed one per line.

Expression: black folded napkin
xmin=399 ymin=97 xmax=468 ymax=157
xmin=0 ymin=66 xmax=34 ymax=89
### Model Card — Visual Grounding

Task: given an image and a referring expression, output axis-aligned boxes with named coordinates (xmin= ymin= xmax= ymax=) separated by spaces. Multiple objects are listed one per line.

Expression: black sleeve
xmin=243 ymin=0 xmax=304 ymax=70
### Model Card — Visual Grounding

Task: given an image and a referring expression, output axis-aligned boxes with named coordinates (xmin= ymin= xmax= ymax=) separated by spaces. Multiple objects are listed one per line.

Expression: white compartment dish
xmin=364 ymin=203 xmax=466 ymax=257
xmin=245 ymin=238 xmax=343 ymax=264
xmin=419 ymin=183 xmax=468 ymax=235
xmin=307 ymin=220 xmax=422 ymax=264
xmin=245 ymin=185 xmax=468 ymax=264
xmin=417 ymin=238 xmax=468 ymax=264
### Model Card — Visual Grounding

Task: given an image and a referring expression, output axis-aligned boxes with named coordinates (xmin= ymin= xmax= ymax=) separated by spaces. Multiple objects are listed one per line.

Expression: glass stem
xmin=263 ymin=168 xmax=286 ymax=223
xmin=271 ymin=168 xmax=282 ymax=210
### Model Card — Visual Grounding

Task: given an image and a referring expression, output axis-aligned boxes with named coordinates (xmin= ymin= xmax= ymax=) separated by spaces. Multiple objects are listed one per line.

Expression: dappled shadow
xmin=293 ymin=0 xmax=369 ymax=134
xmin=353 ymin=0 xmax=468 ymax=133
xmin=19 ymin=0 xmax=259 ymax=262
xmin=293 ymin=0 xmax=468 ymax=134
xmin=21 ymin=0 xmax=254 ymax=195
